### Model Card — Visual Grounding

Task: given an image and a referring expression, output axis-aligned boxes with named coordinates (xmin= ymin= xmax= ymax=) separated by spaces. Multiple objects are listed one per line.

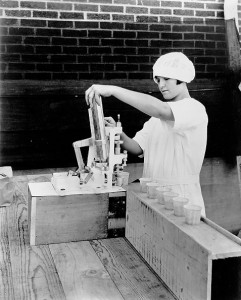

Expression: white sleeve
xmin=168 ymin=99 xmax=208 ymax=131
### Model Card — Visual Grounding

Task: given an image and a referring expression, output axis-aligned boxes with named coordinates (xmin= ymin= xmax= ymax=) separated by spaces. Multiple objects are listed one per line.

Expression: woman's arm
xmin=104 ymin=117 xmax=143 ymax=155
xmin=120 ymin=132 xmax=143 ymax=156
xmin=85 ymin=84 xmax=174 ymax=121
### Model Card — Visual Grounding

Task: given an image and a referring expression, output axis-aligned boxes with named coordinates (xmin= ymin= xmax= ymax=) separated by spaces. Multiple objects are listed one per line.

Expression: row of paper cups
xmin=139 ymin=177 xmax=201 ymax=225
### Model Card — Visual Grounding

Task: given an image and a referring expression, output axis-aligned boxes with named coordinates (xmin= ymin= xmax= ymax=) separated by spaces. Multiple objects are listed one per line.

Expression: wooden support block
xmin=28 ymin=182 xmax=126 ymax=245
xmin=126 ymin=184 xmax=241 ymax=300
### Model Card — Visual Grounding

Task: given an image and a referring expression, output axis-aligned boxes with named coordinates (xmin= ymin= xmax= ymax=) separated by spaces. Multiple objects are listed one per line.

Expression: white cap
xmin=153 ymin=52 xmax=195 ymax=83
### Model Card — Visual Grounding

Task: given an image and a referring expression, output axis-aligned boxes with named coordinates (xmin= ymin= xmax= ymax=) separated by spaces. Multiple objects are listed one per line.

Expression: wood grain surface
xmin=0 ymin=173 xmax=177 ymax=300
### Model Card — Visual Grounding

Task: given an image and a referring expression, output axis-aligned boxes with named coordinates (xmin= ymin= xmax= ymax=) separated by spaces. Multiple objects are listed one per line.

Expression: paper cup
xmin=184 ymin=204 xmax=202 ymax=225
xmin=146 ymin=182 xmax=160 ymax=199
xmin=173 ymin=197 xmax=189 ymax=216
xmin=139 ymin=177 xmax=152 ymax=193
xmin=163 ymin=191 xmax=179 ymax=210
xmin=156 ymin=186 xmax=171 ymax=204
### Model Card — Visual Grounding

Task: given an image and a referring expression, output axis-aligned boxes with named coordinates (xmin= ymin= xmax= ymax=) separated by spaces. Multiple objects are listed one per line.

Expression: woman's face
xmin=155 ymin=76 xmax=184 ymax=101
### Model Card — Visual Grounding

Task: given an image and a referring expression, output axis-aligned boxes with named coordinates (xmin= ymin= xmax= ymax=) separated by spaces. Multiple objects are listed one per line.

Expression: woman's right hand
xmin=104 ymin=117 xmax=116 ymax=127
xmin=85 ymin=84 xmax=113 ymax=107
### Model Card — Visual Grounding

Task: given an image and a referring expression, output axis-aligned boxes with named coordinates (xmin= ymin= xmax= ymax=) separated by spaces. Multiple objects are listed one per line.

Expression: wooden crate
xmin=28 ymin=182 xmax=126 ymax=245
xmin=126 ymin=184 xmax=241 ymax=300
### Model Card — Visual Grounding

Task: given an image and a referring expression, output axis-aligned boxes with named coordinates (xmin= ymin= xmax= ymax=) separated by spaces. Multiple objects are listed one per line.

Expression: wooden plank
xmin=126 ymin=184 xmax=241 ymax=300
xmin=0 ymin=208 xmax=15 ymax=300
xmin=90 ymin=238 xmax=177 ymax=300
xmin=6 ymin=177 xmax=66 ymax=300
xmin=49 ymin=241 xmax=124 ymax=300
xmin=30 ymin=192 xmax=109 ymax=245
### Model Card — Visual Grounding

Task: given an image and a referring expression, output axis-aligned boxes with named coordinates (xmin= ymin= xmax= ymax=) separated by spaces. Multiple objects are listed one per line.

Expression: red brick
xmin=184 ymin=33 xmax=205 ymax=40
xmin=89 ymin=47 xmax=112 ymax=54
xmin=195 ymin=41 xmax=215 ymax=48
xmin=196 ymin=10 xmax=215 ymax=17
xmin=10 ymin=27 xmax=34 ymax=35
xmin=195 ymin=25 xmax=215 ymax=32
xmin=47 ymin=2 xmax=72 ymax=10
xmin=75 ymin=4 xmax=98 ymax=11
xmin=102 ymin=39 xmax=124 ymax=46
xmin=114 ymin=0 xmax=136 ymax=4
xmin=105 ymin=72 xmax=127 ymax=80
xmin=100 ymin=22 xmax=124 ymax=30
xmin=125 ymin=39 xmax=148 ymax=47
xmin=150 ymin=8 xmax=171 ymax=15
xmin=137 ymin=31 xmax=159 ymax=39
xmin=36 ymin=28 xmax=61 ymax=36
xmin=63 ymin=29 xmax=87 ymax=37
xmin=48 ymin=20 xmax=73 ymax=28
xmin=5 ymin=10 xmax=31 ymax=18
xmin=53 ymin=73 xmax=78 ymax=80
xmin=64 ymin=46 xmax=88 ymax=54
xmin=206 ymin=33 xmax=225 ymax=41
xmin=174 ymin=9 xmax=194 ymax=16
xmin=1 ymin=18 xmax=19 ymax=26
xmin=100 ymin=5 xmax=123 ymax=13
xmin=184 ymin=2 xmax=204 ymax=9
xmin=113 ymin=14 xmax=134 ymax=22
xmin=127 ymin=56 xmax=149 ymax=63
xmin=1 ymin=54 xmax=20 ymax=62
xmin=88 ymin=30 xmax=111 ymax=38
xmin=150 ymin=24 xmax=171 ymax=31
xmin=115 ymin=64 xmax=138 ymax=71
xmin=9 ymin=63 xmax=35 ymax=71
xmin=22 ymin=55 xmax=49 ymax=62
xmin=75 ymin=21 xmax=99 ymax=29
xmin=64 ymin=64 xmax=88 ymax=72
xmin=25 ymin=73 xmax=51 ymax=80
xmin=114 ymin=47 xmax=136 ymax=55
xmin=206 ymin=3 xmax=223 ymax=10
xmin=162 ymin=32 xmax=182 ymax=39
xmin=52 ymin=37 xmax=77 ymax=45
xmin=173 ymin=41 xmax=195 ymax=48
xmin=136 ymin=16 xmax=158 ymax=23
xmin=151 ymin=40 xmax=172 ymax=47
xmin=7 ymin=45 xmax=34 ymax=53
xmin=103 ymin=55 xmax=126 ymax=63
xmin=126 ymin=7 xmax=148 ymax=14
xmin=36 ymin=46 xmax=61 ymax=54
xmin=125 ymin=23 xmax=148 ymax=30
xmin=60 ymin=12 xmax=84 ymax=19
xmin=87 ymin=13 xmax=110 ymax=20
xmin=21 ymin=1 xmax=46 ymax=9
xmin=113 ymin=31 xmax=136 ymax=38
xmin=138 ymin=47 xmax=160 ymax=55
xmin=173 ymin=25 xmax=193 ymax=32
xmin=0 ymin=0 xmax=18 ymax=8
xmin=36 ymin=63 xmax=62 ymax=72
xmin=161 ymin=1 xmax=182 ymax=7
xmin=2 ymin=35 xmax=22 ymax=44
xmin=33 ymin=11 xmax=58 ymax=19
xmin=24 ymin=37 xmax=50 ymax=45
xmin=21 ymin=19 xmax=46 ymax=27
xmin=137 ymin=0 xmax=159 ymax=6
xmin=90 ymin=64 xmax=114 ymax=72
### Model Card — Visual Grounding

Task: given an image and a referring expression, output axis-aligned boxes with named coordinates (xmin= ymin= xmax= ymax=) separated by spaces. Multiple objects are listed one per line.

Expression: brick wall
xmin=1 ymin=0 xmax=240 ymax=83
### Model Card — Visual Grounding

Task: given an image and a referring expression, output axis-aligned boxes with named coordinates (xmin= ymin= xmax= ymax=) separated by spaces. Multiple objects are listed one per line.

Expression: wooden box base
xmin=126 ymin=184 xmax=241 ymax=300
xmin=28 ymin=182 xmax=126 ymax=245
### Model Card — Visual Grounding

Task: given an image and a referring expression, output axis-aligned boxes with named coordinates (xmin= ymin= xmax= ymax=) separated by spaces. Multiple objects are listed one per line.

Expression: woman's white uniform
xmin=133 ymin=97 xmax=208 ymax=216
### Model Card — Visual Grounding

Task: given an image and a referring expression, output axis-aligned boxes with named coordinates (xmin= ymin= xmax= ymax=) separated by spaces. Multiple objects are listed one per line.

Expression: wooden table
xmin=0 ymin=172 xmax=176 ymax=300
